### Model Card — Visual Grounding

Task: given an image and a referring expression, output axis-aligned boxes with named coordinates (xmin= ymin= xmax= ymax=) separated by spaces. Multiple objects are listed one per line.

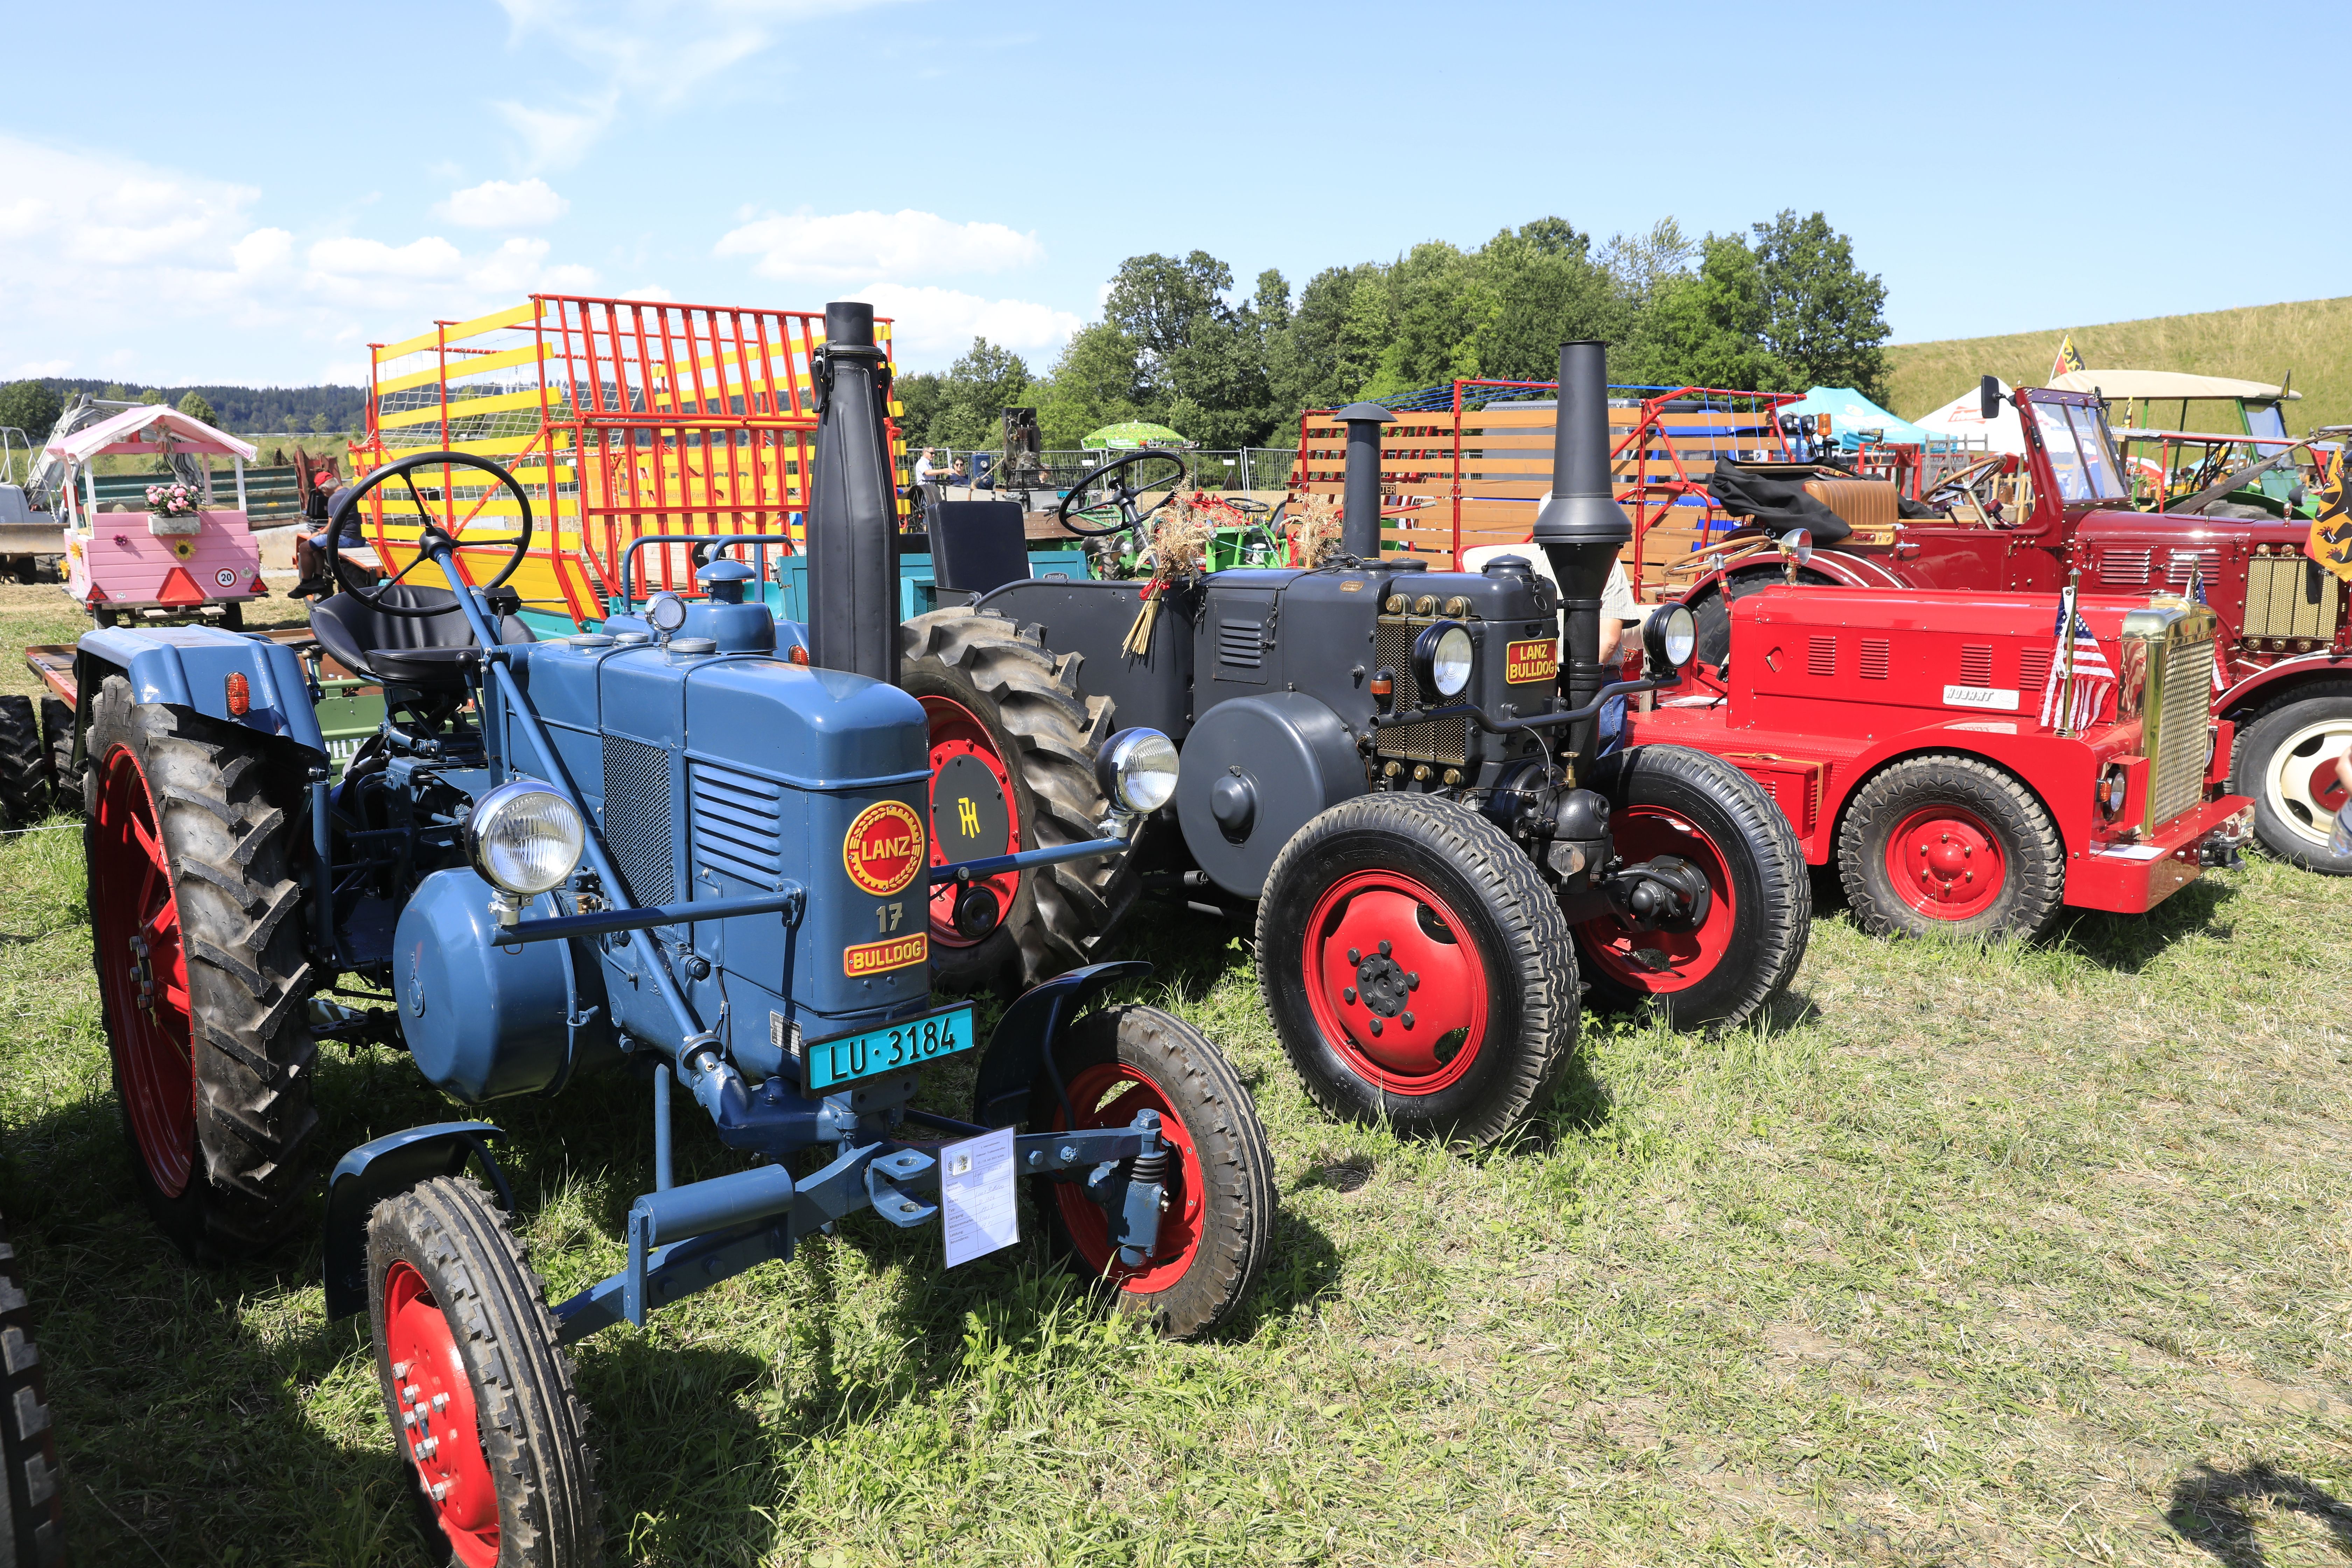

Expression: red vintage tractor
xmin=1675 ymin=379 xmax=2350 ymax=873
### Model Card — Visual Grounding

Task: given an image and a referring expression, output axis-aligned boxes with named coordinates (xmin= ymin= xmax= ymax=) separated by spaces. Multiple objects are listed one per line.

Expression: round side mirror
xmin=1780 ymin=527 xmax=1813 ymax=566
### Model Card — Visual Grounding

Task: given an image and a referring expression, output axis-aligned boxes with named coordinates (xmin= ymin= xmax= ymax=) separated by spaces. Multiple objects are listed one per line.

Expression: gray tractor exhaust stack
xmin=1335 ymin=401 xmax=1392 ymax=561
xmin=806 ymin=301 xmax=901 ymax=685
xmin=1533 ymin=341 xmax=1632 ymax=759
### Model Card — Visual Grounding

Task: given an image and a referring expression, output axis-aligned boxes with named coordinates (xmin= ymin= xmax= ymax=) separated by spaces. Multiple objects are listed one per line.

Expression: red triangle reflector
xmin=156 ymin=566 xmax=208 ymax=606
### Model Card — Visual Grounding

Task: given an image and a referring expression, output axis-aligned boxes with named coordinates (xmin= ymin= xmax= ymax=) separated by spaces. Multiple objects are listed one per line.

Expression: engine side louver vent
xmin=2165 ymin=548 xmax=2222 ymax=593
xmin=2019 ymin=647 xmax=2052 ymax=694
xmin=1807 ymin=635 xmax=1837 ymax=677
xmin=1216 ymin=619 xmax=1264 ymax=670
xmin=690 ymin=761 xmax=787 ymax=887
xmin=2099 ymin=548 xmax=2151 ymax=588
xmin=1858 ymin=638 xmax=1890 ymax=679
xmin=1959 ymin=644 xmax=1994 ymax=687
xmin=603 ymin=735 xmax=674 ymax=904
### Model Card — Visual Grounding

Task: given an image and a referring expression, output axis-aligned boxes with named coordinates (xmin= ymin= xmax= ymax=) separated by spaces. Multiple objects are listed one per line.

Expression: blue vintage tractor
xmin=66 ymin=303 xmax=1274 ymax=1566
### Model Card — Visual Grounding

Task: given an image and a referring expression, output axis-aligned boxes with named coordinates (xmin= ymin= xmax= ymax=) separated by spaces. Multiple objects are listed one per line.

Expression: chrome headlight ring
xmin=465 ymin=778 xmax=588 ymax=897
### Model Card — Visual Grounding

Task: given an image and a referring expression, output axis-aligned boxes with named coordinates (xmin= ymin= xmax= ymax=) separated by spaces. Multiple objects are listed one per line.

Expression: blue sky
xmin=5 ymin=0 xmax=2345 ymax=387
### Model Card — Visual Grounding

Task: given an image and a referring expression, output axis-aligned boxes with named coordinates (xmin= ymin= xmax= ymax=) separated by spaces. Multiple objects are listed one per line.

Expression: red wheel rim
xmin=382 ymin=1260 xmax=499 ymax=1568
xmin=90 ymin=747 xmax=195 ymax=1196
xmin=922 ymin=694 xmax=1019 ymax=948
xmin=1048 ymin=1062 xmax=1204 ymax=1294
xmin=1300 ymin=870 xmax=1489 ymax=1095
xmin=1575 ymin=807 xmax=1736 ymax=994
xmin=1882 ymin=804 xmax=2005 ymax=921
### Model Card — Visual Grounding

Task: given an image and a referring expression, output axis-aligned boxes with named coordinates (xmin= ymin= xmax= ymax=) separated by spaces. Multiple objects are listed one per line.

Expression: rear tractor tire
xmin=1024 ymin=1006 xmax=1274 ymax=1339
xmin=902 ymin=609 xmax=1140 ymax=993
xmin=1837 ymin=753 xmax=2063 ymax=939
xmin=1574 ymin=745 xmax=1810 ymax=1031
xmin=83 ymin=674 xmax=319 ymax=1260
xmin=2230 ymin=686 xmax=2352 ymax=875
xmin=368 ymin=1177 xmax=602 ymax=1568
xmin=1257 ymin=794 xmax=1578 ymax=1145
xmin=38 ymin=701 xmax=79 ymax=820
xmin=0 ymin=698 xmax=42 ymax=829
xmin=0 ymin=1214 xmax=64 ymax=1567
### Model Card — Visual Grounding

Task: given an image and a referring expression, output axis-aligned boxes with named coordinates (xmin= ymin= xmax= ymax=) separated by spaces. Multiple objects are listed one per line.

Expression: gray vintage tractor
xmin=907 ymin=342 xmax=1810 ymax=1144
xmin=65 ymin=303 xmax=1274 ymax=1566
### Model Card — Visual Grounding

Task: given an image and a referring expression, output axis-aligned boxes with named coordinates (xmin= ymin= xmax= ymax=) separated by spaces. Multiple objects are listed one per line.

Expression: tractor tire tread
xmin=1031 ymin=1007 xmax=1274 ymax=1340
xmin=902 ymin=609 xmax=1140 ymax=990
xmin=1837 ymin=751 xmax=2064 ymax=939
xmin=2227 ymin=683 xmax=2352 ymax=874
xmin=38 ymin=700 xmax=79 ymax=820
xmin=86 ymin=674 xmax=318 ymax=1258
xmin=1580 ymin=745 xmax=1811 ymax=1032
xmin=368 ymin=1178 xmax=602 ymax=1568
xmin=0 ymin=697 xmax=43 ymax=829
xmin=1258 ymin=794 xmax=1577 ymax=1145
xmin=0 ymin=1219 xmax=64 ymax=1566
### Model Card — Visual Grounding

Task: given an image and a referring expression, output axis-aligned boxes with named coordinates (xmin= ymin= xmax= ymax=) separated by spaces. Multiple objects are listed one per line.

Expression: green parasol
xmin=1080 ymin=421 xmax=1189 ymax=450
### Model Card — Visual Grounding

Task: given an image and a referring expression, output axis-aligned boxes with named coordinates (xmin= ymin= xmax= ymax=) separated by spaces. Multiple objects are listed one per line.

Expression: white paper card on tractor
xmin=940 ymin=1126 xmax=1018 ymax=1267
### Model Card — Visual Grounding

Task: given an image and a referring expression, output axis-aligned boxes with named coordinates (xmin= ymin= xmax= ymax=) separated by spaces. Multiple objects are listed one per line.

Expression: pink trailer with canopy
xmin=50 ymin=405 xmax=267 ymax=623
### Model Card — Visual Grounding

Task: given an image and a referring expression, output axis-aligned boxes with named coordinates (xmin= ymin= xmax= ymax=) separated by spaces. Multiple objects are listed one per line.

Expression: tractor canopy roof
xmin=44 ymin=404 xmax=259 ymax=466
xmin=2048 ymin=369 xmax=2298 ymax=402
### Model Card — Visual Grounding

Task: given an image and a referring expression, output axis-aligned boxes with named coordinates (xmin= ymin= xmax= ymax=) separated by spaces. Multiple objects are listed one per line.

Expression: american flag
xmin=2039 ymin=597 xmax=2115 ymax=730
xmin=2189 ymin=563 xmax=2227 ymax=693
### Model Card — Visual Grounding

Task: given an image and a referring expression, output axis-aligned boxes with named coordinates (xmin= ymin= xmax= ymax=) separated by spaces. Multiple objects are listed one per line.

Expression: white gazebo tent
xmin=1910 ymin=378 xmax=2030 ymax=456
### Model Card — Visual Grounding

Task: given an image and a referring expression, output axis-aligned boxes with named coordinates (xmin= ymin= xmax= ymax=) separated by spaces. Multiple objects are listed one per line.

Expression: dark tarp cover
xmin=1704 ymin=460 xmax=1853 ymax=546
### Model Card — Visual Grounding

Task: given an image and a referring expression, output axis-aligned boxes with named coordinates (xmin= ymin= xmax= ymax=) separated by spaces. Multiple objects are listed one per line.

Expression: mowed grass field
xmin=1885 ymin=295 xmax=2352 ymax=437
xmin=2 ymin=583 xmax=2349 ymax=1565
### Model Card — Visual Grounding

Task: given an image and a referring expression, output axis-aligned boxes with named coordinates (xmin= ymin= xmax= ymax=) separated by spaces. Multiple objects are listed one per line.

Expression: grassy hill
xmin=1885 ymin=295 xmax=2352 ymax=435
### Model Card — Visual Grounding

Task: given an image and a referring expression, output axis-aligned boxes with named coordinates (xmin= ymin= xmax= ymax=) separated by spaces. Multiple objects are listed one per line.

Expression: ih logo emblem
xmin=843 ymin=800 xmax=924 ymax=896
xmin=1505 ymin=638 xmax=1559 ymax=683
xmin=958 ymin=797 xmax=981 ymax=839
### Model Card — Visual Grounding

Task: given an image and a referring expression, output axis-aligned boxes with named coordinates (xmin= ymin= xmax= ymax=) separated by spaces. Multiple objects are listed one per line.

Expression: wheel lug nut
xmin=1342 ymin=987 xmax=1357 ymax=1004
xmin=391 ymin=1362 xmax=410 ymax=1380
xmin=1401 ymin=1012 xmax=1415 ymax=1029
xmin=1368 ymin=1017 xmax=1383 ymax=1036
xmin=1378 ymin=940 xmax=1392 ymax=957
xmin=429 ymin=1482 xmax=449 ymax=1502
xmin=1406 ymin=972 xmax=1418 ymax=989
xmin=432 ymin=1393 xmax=448 ymax=1412
xmin=1346 ymin=948 xmax=1360 ymax=965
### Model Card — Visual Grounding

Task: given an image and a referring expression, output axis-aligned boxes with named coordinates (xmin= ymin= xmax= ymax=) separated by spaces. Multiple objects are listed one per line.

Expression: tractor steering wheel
xmin=323 ymin=450 xmax=536 ymax=619
xmin=1925 ymin=455 xmax=2004 ymax=511
xmin=1056 ymin=449 xmax=1188 ymax=538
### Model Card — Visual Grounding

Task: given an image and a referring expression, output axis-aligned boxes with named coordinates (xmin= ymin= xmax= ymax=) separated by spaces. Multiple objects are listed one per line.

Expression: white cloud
xmin=715 ymin=208 xmax=1043 ymax=284
xmin=0 ymin=135 xmax=601 ymax=384
xmin=11 ymin=358 xmax=71 ymax=377
xmin=857 ymin=284 xmax=1083 ymax=361
xmin=489 ymin=0 xmax=910 ymax=163
xmin=438 ymin=177 xmax=570 ymax=228
xmin=493 ymin=97 xmax=617 ymax=171
xmin=621 ymin=284 xmax=673 ymax=300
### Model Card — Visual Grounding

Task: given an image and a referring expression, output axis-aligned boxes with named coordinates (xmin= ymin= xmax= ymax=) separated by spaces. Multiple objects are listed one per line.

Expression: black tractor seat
xmin=309 ymin=584 xmax=536 ymax=691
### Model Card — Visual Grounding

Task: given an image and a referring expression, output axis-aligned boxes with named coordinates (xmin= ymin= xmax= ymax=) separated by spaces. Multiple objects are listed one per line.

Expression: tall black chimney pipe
xmin=1335 ymin=401 xmax=1391 ymax=560
xmin=806 ymin=301 xmax=900 ymax=685
xmin=1533 ymin=341 xmax=1632 ymax=762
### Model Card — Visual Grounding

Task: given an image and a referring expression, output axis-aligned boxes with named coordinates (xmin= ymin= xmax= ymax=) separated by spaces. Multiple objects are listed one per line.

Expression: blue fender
xmin=76 ymin=625 xmax=327 ymax=752
xmin=968 ymin=961 xmax=1150 ymax=1128
xmin=322 ymin=1123 xmax=510 ymax=1321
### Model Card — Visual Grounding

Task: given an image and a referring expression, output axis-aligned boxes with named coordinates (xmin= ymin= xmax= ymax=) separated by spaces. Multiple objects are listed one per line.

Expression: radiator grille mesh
xmin=2147 ymin=631 xmax=2212 ymax=830
xmin=2244 ymin=554 xmax=2342 ymax=640
xmin=1375 ymin=616 xmax=1468 ymax=764
xmin=602 ymin=735 xmax=674 ymax=904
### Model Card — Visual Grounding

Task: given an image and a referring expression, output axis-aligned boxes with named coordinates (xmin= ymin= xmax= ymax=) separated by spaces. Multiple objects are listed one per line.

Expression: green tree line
xmin=0 ymin=379 xmax=367 ymax=443
xmin=897 ymin=209 xmax=1890 ymax=454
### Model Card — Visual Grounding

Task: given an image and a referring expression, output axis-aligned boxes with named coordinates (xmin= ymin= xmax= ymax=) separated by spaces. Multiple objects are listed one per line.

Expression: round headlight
xmin=1099 ymin=728 xmax=1180 ymax=815
xmin=646 ymin=592 xmax=689 ymax=635
xmin=2098 ymin=763 xmax=2129 ymax=818
xmin=1644 ymin=603 xmax=1697 ymax=671
xmin=465 ymin=779 xmax=587 ymax=896
xmin=1415 ymin=623 xmax=1475 ymax=699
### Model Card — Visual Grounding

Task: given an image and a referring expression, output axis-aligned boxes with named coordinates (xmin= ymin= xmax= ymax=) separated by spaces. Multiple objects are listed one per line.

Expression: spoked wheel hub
xmin=1302 ymin=870 xmax=1488 ymax=1093
xmin=1050 ymin=1062 xmax=1204 ymax=1295
xmin=382 ymin=1259 xmax=499 ymax=1567
xmin=1885 ymin=805 xmax=2005 ymax=920
xmin=91 ymin=747 xmax=195 ymax=1196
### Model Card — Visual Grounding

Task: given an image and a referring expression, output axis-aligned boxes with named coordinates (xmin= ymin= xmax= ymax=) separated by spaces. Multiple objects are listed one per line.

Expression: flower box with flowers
xmin=145 ymin=482 xmax=204 ymax=536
